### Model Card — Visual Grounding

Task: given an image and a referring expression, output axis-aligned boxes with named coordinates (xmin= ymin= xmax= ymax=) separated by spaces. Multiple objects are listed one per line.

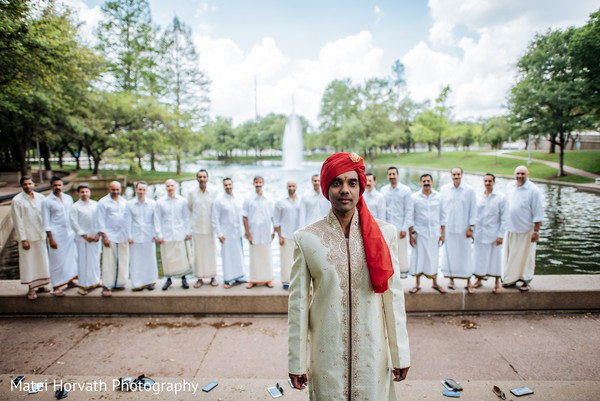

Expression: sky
xmin=64 ymin=0 xmax=598 ymax=126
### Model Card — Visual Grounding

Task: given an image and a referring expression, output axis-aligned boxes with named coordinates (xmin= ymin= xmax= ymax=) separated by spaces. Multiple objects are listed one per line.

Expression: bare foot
xmin=245 ymin=283 xmax=255 ymax=289
xmin=408 ymin=287 xmax=421 ymax=294
xmin=223 ymin=283 xmax=232 ymax=289
xmin=432 ymin=285 xmax=447 ymax=294
xmin=78 ymin=288 xmax=88 ymax=296
xmin=472 ymin=280 xmax=483 ymax=288
xmin=465 ymin=286 xmax=475 ymax=294
xmin=492 ymin=287 xmax=502 ymax=294
xmin=266 ymin=282 xmax=274 ymax=288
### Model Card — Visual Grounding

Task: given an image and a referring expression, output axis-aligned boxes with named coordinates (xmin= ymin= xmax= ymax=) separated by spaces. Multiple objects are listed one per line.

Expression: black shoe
xmin=162 ymin=278 xmax=172 ymax=291
xmin=182 ymin=276 xmax=189 ymax=289
xmin=147 ymin=285 xmax=155 ymax=291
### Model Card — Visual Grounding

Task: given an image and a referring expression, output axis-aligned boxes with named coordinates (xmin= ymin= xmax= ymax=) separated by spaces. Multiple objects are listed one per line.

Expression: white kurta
xmin=70 ymin=199 xmax=101 ymax=289
xmin=381 ymin=183 xmax=413 ymax=275
xmin=96 ymin=194 xmax=129 ymax=288
xmin=440 ymin=182 xmax=476 ymax=279
xmin=298 ymin=190 xmax=330 ymax=228
xmin=273 ymin=195 xmax=301 ymax=284
xmin=473 ymin=191 xmax=506 ymax=278
xmin=42 ymin=193 xmax=78 ymax=287
xmin=409 ymin=190 xmax=446 ymax=277
xmin=504 ymin=180 xmax=544 ymax=285
xmin=212 ymin=193 xmax=245 ymax=282
xmin=11 ymin=191 xmax=50 ymax=288
xmin=243 ymin=193 xmax=274 ymax=284
xmin=125 ymin=198 xmax=159 ymax=289
xmin=157 ymin=195 xmax=192 ymax=278
xmin=364 ymin=189 xmax=386 ymax=220
xmin=288 ymin=210 xmax=410 ymax=401
xmin=187 ymin=188 xmax=217 ymax=278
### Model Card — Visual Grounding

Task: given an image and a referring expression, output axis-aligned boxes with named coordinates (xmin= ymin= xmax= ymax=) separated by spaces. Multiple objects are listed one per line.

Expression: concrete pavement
xmin=1 ymin=313 xmax=599 ymax=400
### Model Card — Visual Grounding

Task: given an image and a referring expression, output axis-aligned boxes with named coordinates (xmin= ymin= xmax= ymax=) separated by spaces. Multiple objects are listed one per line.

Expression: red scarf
xmin=320 ymin=152 xmax=394 ymax=293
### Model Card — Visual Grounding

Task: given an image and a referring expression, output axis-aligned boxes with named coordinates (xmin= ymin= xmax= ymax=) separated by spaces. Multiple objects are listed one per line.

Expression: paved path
xmin=1 ymin=313 xmax=599 ymax=400
xmin=482 ymin=151 xmax=600 ymax=179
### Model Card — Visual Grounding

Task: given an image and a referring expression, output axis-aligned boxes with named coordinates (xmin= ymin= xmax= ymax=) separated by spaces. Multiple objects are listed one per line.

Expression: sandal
xmin=432 ymin=285 xmax=447 ymax=294
xmin=266 ymin=282 xmax=274 ymax=288
xmin=27 ymin=291 xmax=38 ymax=300
xmin=101 ymin=289 xmax=112 ymax=297
xmin=245 ymin=283 xmax=255 ymax=289
xmin=519 ymin=284 xmax=531 ymax=292
xmin=223 ymin=283 xmax=232 ymax=289
xmin=36 ymin=287 xmax=51 ymax=293
xmin=194 ymin=280 xmax=203 ymax=288
xmin=408 ymin=287 xmax=421 ymax=294
xmin=493 ymin=385 xmax=506 ymax=400
xmin=52 ymin=290 xmax=65 ymax=297
xmin=78 ymin=288 xmax=89 ymax=296
xmin=210 ymin=279 xmax=218 ymax=287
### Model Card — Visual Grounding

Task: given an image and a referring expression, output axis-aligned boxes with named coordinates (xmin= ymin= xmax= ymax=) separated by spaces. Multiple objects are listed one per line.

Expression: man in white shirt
xmin=298 ymin=174 xmax=330 ymax=227
xmin=440 ymin=167 xmax=477 ymax=293
xmin=408 ymin=174 xmax=447 ymax=294
xmin=126 ymin=181 xmax=159 ymax=291
xmin=472 ymin=174 xmax=506 ymax=294
xmin=70 ymin=183 xmax=101 ymax=295
xmin=364 ymin=173 xmax=386 ymax=220
xmin=96 ymin=181 xmax=129 ymax=297
xmin=274 ymin=181 xmax=301 ymax=290
xmin=212 ymin=178 xmax=246 ymax=288
xmin=11 ymin=176 xmax=51 ymax=300
xmin=156 ymin=179 xmax=192 ymax=291
xmin=381 ymin=167 xmax=413 ymax=278
xmin=42 ymin=176 xmax=78 ymax=296
xmin=187 ymin=169 xmax=218 ymax=288
xmin=502 ymin=166 xmax=544 ymax=291
xmin=243 ymin=176 xmax=275 ymax=289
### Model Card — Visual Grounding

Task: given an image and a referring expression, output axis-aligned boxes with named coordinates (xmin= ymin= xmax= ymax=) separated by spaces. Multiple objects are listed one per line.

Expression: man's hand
xmin=128 ymin=238 xmax=134 ymax=245
xmin=289 ymin=373 xmax=307 ymax=390
xmin=49 ymin=238 xmax=58 ymax=249
xmin=409 ymin=235 xmax=416 ymax=248
xmin=219 ymin=236 xmax=225 ymax=244
xmin=495 ymin=237 xmax=503 ymax=246
xmin=279 ymin=237 xmax=285 ymax=246
xmin=399 ymin=230 xmax=407 ymax=239
xmin=21 ymin=240 xmax=31 ymax=250
xmin=245 ymin=232 xmax=253 ymax=245
xmin=439 ymin=235 xmax=445 ymax=246
xmin=393 ymin=367 xmax=410 ymax=382
xmin=157 ymin=238 xmax=165 ymax=245
xmin=531 ymin=232 xmax=539 ymax=243
xmin=103 ymin=238 xmax=111 ymax=247
xmin=185 ymin=234 xmax=191 ymax=241
xmin=466 ymin=227 xmax=473 ymax=238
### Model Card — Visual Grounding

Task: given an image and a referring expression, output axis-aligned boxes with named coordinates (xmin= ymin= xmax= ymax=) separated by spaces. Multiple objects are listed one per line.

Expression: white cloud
xmin=374 ymin=5 xmax=384 ymax=25
xmin=195 ymin=1 xmax=217 ymax=17
xmin=59 ymin=0 xmax=102 ymax=45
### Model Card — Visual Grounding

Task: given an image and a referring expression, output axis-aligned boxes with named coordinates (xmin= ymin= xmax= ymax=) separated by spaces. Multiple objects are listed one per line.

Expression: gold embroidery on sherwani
xmin=305 ymin=211 xmax=365 ymax=400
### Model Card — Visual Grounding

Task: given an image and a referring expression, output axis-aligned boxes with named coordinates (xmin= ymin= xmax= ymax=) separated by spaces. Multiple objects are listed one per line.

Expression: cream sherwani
xmin=212 ymin=193 xmax=245 ymax=283
xmin=409 ymin=190 xmax=446 ymax=278
xmin=440 ymin=182 xmax=476 ymax=279
xmin=298 ymin=190 xmax=330 ymax=227
xmin=288 ymin=210 xmax=410 ymax=401
xmin=42 ymin=193 xmax=78 ymax=287
xmin=243 ymin=193 xmax=275 ymax=284
xmin=125 ymin=198 xmax=159 ymax=289
xmin=273 ymin=195 xmax=301 ymax=285
xmin=156 ymin=195 xmax=192 ymax=278
xmin=503 ymin=180 xmax=544 ymax=285
xmin=187 ymin=188 xmax=217 ymax=279
xmin=381 ymin=183 xmax=413 ymax=277
xmin=11 ymin=191 xmax=50 ymax=289
xmin=70 ymin=199 xmax=101 ymax=289
xmin=473 ymin=191 xmax=506 ymax=278
xmin=96 ymin=194 xmax=129 ymax=289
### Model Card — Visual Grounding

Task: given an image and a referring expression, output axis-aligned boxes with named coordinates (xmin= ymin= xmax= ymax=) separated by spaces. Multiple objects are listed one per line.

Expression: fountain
xmin=282 ymin=113 xmax=303 ymax=170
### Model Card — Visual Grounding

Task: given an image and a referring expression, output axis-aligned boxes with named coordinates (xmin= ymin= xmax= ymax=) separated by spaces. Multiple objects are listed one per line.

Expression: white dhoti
xmin=409 ymin=234 xmax=440 ymax=278
xmin=473 ymin=241 xmax=503 ymax=278
xmin=48 ymin=232 xmax=78 ymax=287
xmin=75 ymin=238 xmax=101 ymax=289
xmin=102 ymin=241 xmax=129 ymax=288
xmin=130 ymin=242 xmax=158 ymax=289
xmin=249 ymin=243 xmax=273 ymax=284
xmin=221 ymin=237 xmax=245 ymax=283
xmin=18 ymin=240 xmax=50 ymax=289
xmin=441 ymin=232 xmax=474 ymax=279
xmin=503 ymin=232 xmax=536 ymax=285
xmin=280 ymin=238 xmax=294 ymax=284
xmin=160 ymin=241 xmax=192 ymax=278
xmin=192 ymin=234 xmax=216 ymax=279
xmin=397 ymin=235 xmax=409 ymax=278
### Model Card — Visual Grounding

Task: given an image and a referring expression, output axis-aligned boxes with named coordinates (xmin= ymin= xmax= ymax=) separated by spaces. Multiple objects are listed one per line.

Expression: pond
xmin=1 ymin=160 xmax=598 ymax=280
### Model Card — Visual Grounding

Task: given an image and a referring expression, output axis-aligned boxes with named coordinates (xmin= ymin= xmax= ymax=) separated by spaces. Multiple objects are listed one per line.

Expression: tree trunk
xmin=150 ymin=151 xmax=156 ymax=171
xmin=558 ymin=133 xmax=566 ymax=177
xmin=41 ymin=143 xmax=52 ymax=172
xmin=92 ymin=155 xmax=101 ymax=175
xmin=58 ymin=150 xmax=64 ymax=168
xmin=176 ymin=151 xmax=182 ymax=175
xmin=548 ymin=134 xmax=556 ymax=154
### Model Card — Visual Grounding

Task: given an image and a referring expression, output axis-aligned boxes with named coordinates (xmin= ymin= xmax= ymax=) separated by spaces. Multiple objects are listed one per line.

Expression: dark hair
xmin=484 ymin=173 xmax=496 ymax=182
xmin=366 ymin=172 xmax=376 ymax=181
xmin=197 ymin=169 xmax=208 ymax=177
xmin=420 ymin=173 xmax=433 ymax=181
xmin=253 ymin=176 xmax=264 ymax=183
xmin=20 ymin=176 xmax=33 ymax=185
xmin=223 ymin=177 xmax=232 ymax=183
xmin=311 ymin=174 xmax=319 ymax=179
xmin=77 ymin=183 xmax=90 ymax=192
xmin=50 ymin=176 xmax=63 ymax=185
xmin=135 ymin=180 xmax=148 ymax=189
xmin=451 ymin=167 xmax=463 ymax=174
xmin=387 ymin=166 xmax=398 ymax=174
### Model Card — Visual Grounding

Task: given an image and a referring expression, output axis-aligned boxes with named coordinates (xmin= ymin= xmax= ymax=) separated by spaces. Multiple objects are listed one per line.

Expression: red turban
xmin=320 ymin=152 xmax=394 ymax=293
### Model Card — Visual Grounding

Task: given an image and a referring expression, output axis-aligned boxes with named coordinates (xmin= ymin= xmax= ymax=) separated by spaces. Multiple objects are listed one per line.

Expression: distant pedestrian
xmin=408 ymin=174 xmax=447 ymax=294
xmin=364 ymin=172 xmax=386 ymax=220
xmin=125 ymin=181 xmax=159 ymax=291
xmin=10 ymin=176 xmax=51 ymax=300
xmin=472 ymin=174 xmax=506 ymax=294
xmin=42 ymin=176 xmax=78 ymax=296
xmin=70 ymin=183 xmax=101 ymax=295
xmin=187 ymin=169 xmax=218 ymax=288
xmin=212 ymin=178 xmax=246 ymax=288
xmin=96 ymin=181 xmax=129 ymax=297
xmin=156 ymin=179 xmax=192 ymax=291
xmin=273 ymin=181 xmax=301 ymax=289
xmin=502 ymin=166 xmax=544 ymax=291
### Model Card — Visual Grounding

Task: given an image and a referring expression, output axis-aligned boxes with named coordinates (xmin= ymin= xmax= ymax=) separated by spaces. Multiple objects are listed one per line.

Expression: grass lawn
xmin=506 ymin=151 xmax=600 ymax=174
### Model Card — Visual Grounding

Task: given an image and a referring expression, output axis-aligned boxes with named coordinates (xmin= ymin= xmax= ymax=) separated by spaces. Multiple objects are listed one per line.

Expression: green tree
xmin=206 ymin=117 xmax=235 ymax=158
xmin=318 ymin=79 xmax=359 ymax=150
xmin=433 ymin=85 xmax=452 ymax=157
xmin=481 ymin=116 xmax=510 ymax=150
